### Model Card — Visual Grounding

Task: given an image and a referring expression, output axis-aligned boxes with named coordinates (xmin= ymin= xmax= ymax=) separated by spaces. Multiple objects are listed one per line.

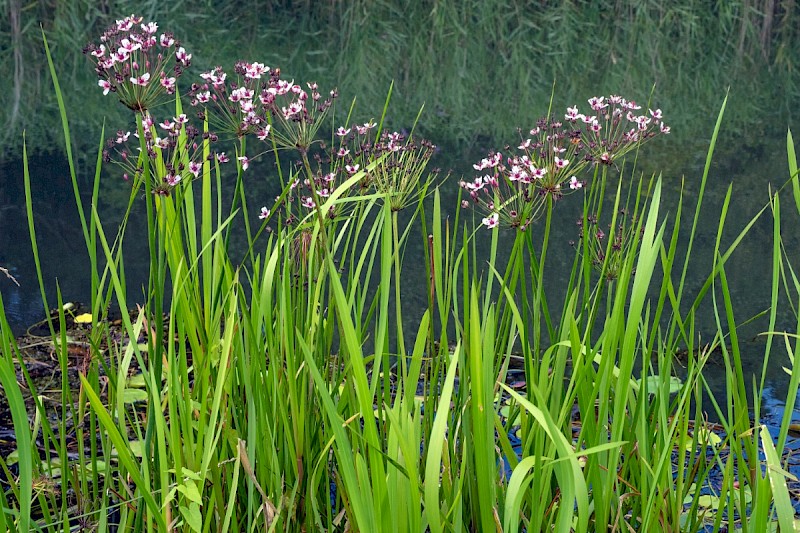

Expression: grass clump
xmin=1 ymin=14 xmax=799 ymax=533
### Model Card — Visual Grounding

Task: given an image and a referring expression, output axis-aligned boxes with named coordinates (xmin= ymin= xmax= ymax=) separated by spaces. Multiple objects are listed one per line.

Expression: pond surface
xmin=1 ymin=121 xmax=799 ymax=433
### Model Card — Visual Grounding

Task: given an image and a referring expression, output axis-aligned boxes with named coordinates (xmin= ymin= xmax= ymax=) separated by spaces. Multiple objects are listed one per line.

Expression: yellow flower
xmin=74 ymin=313 xmax=93 ymax=324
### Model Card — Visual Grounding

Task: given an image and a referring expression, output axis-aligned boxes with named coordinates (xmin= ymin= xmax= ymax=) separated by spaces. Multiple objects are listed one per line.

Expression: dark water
xmin=1 ymin=123 xmax=799 ymax=430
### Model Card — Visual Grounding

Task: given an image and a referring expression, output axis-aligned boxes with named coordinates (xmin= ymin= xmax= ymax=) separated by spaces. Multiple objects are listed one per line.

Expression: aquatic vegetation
xmin=460 ymin=96 xmax=669 ymax=230
xmin=83 ymin=14 xmax=191 ymax=113
xmin=1 ymin=14 xmax=799 ymax=533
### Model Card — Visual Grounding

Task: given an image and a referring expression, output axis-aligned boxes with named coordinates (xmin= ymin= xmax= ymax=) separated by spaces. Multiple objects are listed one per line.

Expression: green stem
xmin=393 ymin=210 xmax=406 ymax=384
xmin=533 ymin=196 xmax=554 ymax=358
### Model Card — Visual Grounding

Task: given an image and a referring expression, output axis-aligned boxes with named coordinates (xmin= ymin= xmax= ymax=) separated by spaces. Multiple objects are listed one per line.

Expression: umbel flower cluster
xmin=83 ymin=14 xmax=191 ymax=112
xmin=102 ymin=112 xmax=226 ymax=195
xmin=90 ymin=15 xmax=438 ymax=221
xmin=187 ymin=62 xmax=337 ymax=148
xmin=262 ymin=125 xmax=439 ymax=225
xmin=461 ymin=96 xmax=669 ymax=230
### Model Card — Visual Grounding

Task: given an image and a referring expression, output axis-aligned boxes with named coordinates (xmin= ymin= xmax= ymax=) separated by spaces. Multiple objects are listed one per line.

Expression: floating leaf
xmin=680 ymin=426 xmax=723 ymax=454
xmin=636 ymin=375 xmax=683 ymax=394
xmin=694 ymin=427 xmax=723 ymax=446
xmin=695 ymin=494 xmax=721 ymax=510
xmin=122 ymin=388 xmax=148 ymax=403
xmin=74 ymin=313 xmax=93 ymax=324
xmin=126 ymin=373 xmax=146 ymax=388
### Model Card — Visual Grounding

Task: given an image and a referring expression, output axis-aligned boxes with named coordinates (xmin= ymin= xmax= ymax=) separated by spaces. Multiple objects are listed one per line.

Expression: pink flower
xmin=245 ymin=62 xmax=268 ymax=79
xmin=259 ymin=206 xmax=270 ymax=219
xmin=466 ymin=177 xmax=484 ymax=191
xmin=569 ymin=176 xmax=583 ymax=190
xmin=165 ymin=173 xmax=181 ymax=186
xmin=301 ymin=196 xmax=315 ymax=209
xmin=160 ymin=75 xmax=176 ymax=92
xmin=189 ymin=161 xmax=202 ymax=177
xmin=345 ymin=164 xmax=360 ymax=174
xmin=176 ymin=47 xmax=191 ymax=65
xmin=282 ymin=102 xmax=303 ymax=119
xmin=116 ymin=15 xmax=138 ymax=32
xmin=275 ymin=79 xmax=294 ymax=95
xmin=130 ymin=72 xmax=151 ymax=86
xmin=229 ymin=87 xmax=253 ymax=102
xmin=565 ymin=106 xmax=580 ymax=121
xmin=482 ymin=213 xmax=499 ymax=229
xmin=237 ymin=156 xmax=250 ymax=170
xmin=159 ymin=34 xmax=175 ymax=47
xmin=257 ymin=126 xmax=271 ymax=140
xmin=217 ymin=152 xmax=229 ymax=163
xmin=509 ymin=166 xmax=527 ymax=182
xmin=119 ymin=38 xmax=140 ymax=53
xmin=588 ymin=96 xmax=607 ymax=111
xmin=554 ymin=156 xmax=569 ymax=169
xmin=336 ymin=126 xmax=351 ymax=137
xmin=98 ymin=79 xmax=112 ymax=95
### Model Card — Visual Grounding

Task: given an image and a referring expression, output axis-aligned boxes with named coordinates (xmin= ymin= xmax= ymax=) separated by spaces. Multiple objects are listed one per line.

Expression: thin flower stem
xmin=300 ymin=149 xmax=331 ymax=253
xmin=393 ymin=210 xmax=406 ymax=373
xmin=533 ymin=196 xmax=554 ymax=358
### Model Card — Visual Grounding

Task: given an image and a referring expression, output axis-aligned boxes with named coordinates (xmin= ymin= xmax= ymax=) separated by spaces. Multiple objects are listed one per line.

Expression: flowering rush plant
xmin=103 ymin=112 xmax=229 ymax=194
xmin=260 ymin=122 xmax=439 ymax=225
xmin=188 ymin=62 xmax=337 ymax=150
xmin=331 ymin=126 xmax=439 ymax=211
xmin=84 ymin=14 xmax=191 ymax=112
xmin=461 ymin=95 xmax=669 ymax=229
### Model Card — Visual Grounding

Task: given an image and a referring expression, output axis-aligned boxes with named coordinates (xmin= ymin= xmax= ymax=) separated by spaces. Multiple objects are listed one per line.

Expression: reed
xmin=2 ymin=0 xmax=797 ymax=158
